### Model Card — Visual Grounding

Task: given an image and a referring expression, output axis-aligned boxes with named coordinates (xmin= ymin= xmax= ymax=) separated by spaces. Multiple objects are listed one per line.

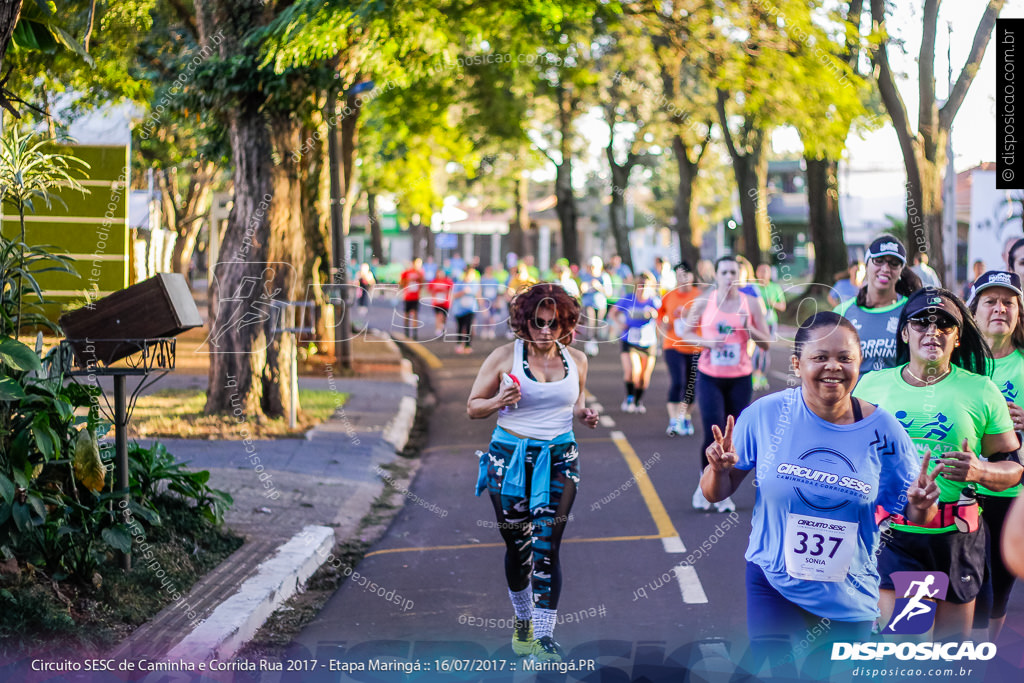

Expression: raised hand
xmin=706 ymin=415 xmax=738 ymax=473
xmin=940 ymin=438 xmax=984 ymax=483
xmin=496 ymin=373 xmax=522 ymax=408
xmin=908 ymin=448 xmax=942 ymax=511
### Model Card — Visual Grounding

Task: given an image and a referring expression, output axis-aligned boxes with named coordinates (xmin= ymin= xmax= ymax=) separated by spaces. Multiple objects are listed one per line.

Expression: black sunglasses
xmin=529 ymin=317 xmax=558 ymax=330
xmin=908 ymin=316 xmax=959 ymax=334
xmin=871 ymin=256 xmax=904 ymax=269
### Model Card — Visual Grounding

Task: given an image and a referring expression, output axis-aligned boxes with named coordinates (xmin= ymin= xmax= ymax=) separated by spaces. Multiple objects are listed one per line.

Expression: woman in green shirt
xmin=967 ymin=271 xmax=1024 ymax=640
xmin=854 ymin=288 xmax=1022 ymax=640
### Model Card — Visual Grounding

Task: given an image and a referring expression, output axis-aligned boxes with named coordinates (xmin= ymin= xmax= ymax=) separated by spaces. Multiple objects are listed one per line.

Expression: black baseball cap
xmin=866 ymin=237 xmax=908 ymax=264
xmin=903 ymin=289 xmax=963 ymax=327
xmin=967 ymin=270 xmax=1024 ymax=305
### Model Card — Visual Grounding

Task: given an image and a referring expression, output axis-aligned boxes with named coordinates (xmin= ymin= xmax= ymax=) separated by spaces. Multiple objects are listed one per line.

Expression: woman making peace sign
xmin=701 ymin=312 xmax=939 ymax=675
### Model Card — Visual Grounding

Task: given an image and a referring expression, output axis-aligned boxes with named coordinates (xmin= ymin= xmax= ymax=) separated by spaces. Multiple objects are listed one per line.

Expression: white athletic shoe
xmin=584 ymin=340 xmax=599 ymax=356
xmin=714 ymin=496 xmax=736 ymax=513
xmin=666 ymin=420 xmax=679 ymax=437
xmin=621 ymin=397 xmax=635 ymax=413
xmin=692 ymin=485 xmax=711 ymax=511
xmin=635 ymin=402 xmax=646 ymax=414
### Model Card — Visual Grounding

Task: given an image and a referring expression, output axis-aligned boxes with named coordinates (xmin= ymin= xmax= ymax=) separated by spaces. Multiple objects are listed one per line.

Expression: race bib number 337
xmin=783 ymin=513 xmax=858 ymax=582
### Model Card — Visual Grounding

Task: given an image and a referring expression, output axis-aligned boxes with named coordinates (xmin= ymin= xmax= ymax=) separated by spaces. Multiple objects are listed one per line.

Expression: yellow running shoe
xmin=511 ymin=618 xmax=533 ymax=656
xmin=531 ymin=636 xmax=565 ymax=662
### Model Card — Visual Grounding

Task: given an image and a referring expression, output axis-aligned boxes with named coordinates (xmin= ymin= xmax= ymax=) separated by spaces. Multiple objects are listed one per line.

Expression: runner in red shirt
xmin=427 ymin=269 xmax=455 ymax=338
xmin=399 ymin=258 xmax=425 ymax=339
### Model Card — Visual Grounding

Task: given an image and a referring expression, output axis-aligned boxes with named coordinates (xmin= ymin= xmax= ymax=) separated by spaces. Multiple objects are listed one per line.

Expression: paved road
xmin=280 ymin=298 xmax=1024 ymax=682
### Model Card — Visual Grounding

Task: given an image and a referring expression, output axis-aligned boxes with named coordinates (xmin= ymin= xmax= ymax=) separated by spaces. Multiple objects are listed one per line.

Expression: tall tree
xmin=596 ymin=23 xmax=661 ymax=271
xmin=871 ymin=0 xmax=1005 ymax=279
xmin=634 ymin=0 xmax=720 ymax=268
xmin=191 ymin=0 xmax=310 ymax=416
xmin=780 ymin=0 xmax=871 ymax=292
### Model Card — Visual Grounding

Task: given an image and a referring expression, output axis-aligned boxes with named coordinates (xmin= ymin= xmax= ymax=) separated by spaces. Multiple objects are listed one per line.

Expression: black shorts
xmin=877 ymin=524 xmax=987 ymax=604
xmin=621 ymin=340 xmax=656 ymax=357
xmin=403 ymin=299 xmax=420 ymax=314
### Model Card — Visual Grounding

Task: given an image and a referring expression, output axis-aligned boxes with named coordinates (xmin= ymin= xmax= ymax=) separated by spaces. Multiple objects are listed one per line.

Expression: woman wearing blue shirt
xmin=613 ymin=271 xmax=661 ymax=413
xmin=701 ymin=312 xmax=939 ymax=676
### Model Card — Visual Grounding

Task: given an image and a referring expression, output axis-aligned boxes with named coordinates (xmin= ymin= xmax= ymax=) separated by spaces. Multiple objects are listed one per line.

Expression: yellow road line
xmin=364 ymin=534 xmax=664 ymax=559
xmin=609 ymin=430 xmax=680 ymax=540
xmin=399 ymin=340 xmax=443 ymax=369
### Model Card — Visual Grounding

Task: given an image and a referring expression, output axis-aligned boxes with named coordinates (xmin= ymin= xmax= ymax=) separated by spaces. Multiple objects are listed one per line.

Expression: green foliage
xmin=0 ymin=493 xmax=242 ymax=655
xmin=11 ymin=0 xmax=95 ymax=67
xmin=128 ymin=441 xmax=233 ymax=526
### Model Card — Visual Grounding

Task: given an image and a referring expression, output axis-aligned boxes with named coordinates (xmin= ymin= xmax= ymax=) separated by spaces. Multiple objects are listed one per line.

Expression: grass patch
xmin=0 ymin=495 xmax=243 ymax=657
xmin=128 ymin=389 xmax=347 ymax=440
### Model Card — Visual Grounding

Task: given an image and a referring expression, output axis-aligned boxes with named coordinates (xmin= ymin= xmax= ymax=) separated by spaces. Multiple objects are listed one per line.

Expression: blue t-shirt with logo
xmin=834 ymin=297 xmax=907 ymax=375
xmin=734 ymin=387 xmax=919 ymax=621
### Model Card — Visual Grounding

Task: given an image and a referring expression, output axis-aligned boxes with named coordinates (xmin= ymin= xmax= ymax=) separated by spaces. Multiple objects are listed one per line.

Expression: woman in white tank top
xmin=467 ymin=283 xmax=599 ymax=663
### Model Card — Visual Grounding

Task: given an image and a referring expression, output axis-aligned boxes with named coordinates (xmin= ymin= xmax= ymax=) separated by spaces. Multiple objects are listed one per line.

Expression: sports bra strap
xmin=852 ymin=398 xmax=863 ymax=423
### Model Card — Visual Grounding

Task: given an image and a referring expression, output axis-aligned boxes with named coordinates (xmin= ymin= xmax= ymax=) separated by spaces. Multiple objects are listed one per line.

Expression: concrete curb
xmin=165 ymin=525 xmax=334 ymax=662
xmin=383 ymin=396 xmax=418 ymax=453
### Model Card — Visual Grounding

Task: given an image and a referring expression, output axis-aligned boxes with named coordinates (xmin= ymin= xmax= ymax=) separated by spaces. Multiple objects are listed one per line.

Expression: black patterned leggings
xmin=485 ymin=441 xmax=579 ymax=610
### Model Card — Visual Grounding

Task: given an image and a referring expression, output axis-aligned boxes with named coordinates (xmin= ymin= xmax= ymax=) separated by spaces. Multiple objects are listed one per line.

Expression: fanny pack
xmin=875 ymin=500 xmax=980 ymax=533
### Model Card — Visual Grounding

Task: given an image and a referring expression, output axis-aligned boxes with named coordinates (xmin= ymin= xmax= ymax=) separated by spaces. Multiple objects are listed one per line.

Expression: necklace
xmin=902 ymin=364 xmax=951 ymax=386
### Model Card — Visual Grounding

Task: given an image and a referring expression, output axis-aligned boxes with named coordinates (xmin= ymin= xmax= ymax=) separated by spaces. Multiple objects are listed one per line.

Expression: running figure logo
xmin=1002 ymin=380 xmax=1018 ymax=402
xmin=883 ymin=571 xmax=950 ymax=635
xmin=893 ymin=410 xmax=914 ymax=430
xmin=920 ymin=412 xmax=953 ymax=440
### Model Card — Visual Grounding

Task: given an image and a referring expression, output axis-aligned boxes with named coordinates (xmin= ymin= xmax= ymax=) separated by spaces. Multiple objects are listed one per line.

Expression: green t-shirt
xmin=978 ymin=350 xmax=1024 ymax=498
xmin=854 ymin=364 xmax=1014 ymax=532
xmin=758 ymin=281 xmax=785 ymax=326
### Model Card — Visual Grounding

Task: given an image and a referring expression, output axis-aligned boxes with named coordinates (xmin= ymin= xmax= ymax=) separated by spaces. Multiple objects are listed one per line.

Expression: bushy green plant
xmin=128 ymin=441 xmax=233 ymax=526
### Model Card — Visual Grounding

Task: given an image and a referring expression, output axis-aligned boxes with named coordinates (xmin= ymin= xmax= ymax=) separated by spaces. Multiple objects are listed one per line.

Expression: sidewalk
xmin=107 ymin=328 xmax=425 ymax=663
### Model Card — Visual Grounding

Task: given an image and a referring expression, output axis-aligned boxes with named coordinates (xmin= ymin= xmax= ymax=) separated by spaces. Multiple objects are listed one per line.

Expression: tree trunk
xmin=907 ymin=142 xmax=946 ymax=274
xmin=200 ymin=0 xmax=303 ymax=418
xmin=169 ymin=218 xmax=201 ymax=280
xmin=299 ymin=115 xmax=331 ymax=355
xmin=0 ymin=0 xmax=22 ymax=76
xmin=730 ymin=136 xmax=769 ymax=263
xmin=204 ymin=101 xmax=275 ymax=416
xmin=805 ymin=156 xmax=848 ymax=294
xmin=261 ymin=114 xmax=305 ymax=418
xmin=367 ymin=191 xmax=385 ymax=264
xmin=555 ymin=84 xmax=578 ymax=264
xmin=671 ymin=134 xmax=701 ymax=268
xmin=555 ymin=161 xmax=578 ymax=264
xmin=510 ymin=174 xmax=530 ymax=260
xmin=162 ymin=163 xmax=214 ymax=280
xmin=717 ymin=91 xmax=769 ymax=263
xmin=871 ymin=0 xmax=1004 ymax=280
xmin=607 ymin=148 xmax=632 ymax=270
xmin=327 ymin=94 xmax=353 ymax=371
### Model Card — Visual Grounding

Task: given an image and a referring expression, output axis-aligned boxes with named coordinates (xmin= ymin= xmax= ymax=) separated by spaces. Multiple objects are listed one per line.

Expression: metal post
xmin=289 ymin=304 xmax=298 ymax=429
xmin=114 ymin=374 xmax=130 ymax=570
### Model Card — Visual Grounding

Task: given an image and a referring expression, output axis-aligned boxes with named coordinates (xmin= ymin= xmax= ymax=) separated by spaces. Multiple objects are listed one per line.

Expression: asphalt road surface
xmin=281 ymin=297 xmax=1024 ymax=683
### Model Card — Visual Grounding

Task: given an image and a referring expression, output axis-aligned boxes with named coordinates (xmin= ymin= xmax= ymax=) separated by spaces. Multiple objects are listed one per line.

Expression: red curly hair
xmin=508 ymin=283 xmax=581 ymax=345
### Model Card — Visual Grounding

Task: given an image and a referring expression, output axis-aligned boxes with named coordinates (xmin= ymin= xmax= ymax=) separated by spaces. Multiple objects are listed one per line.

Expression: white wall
xmin=968 ymin=170 xmax=1022 ymax=272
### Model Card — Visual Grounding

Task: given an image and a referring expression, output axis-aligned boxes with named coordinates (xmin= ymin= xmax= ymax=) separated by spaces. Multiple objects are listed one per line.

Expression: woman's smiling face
xmin=792 ymin=325 xmax=861 ymax=404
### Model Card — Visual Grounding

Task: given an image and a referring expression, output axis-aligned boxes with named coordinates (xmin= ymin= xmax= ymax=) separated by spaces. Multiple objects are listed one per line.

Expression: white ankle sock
xmin=533 ymin=607 xmax=557 ymax=639
xmin=508 ymin=586 xmax=533 ymax=620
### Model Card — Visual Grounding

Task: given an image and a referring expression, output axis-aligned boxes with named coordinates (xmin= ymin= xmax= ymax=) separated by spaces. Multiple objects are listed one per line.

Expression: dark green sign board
xmin=1 ymin=144 xmax=130 ymax=318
